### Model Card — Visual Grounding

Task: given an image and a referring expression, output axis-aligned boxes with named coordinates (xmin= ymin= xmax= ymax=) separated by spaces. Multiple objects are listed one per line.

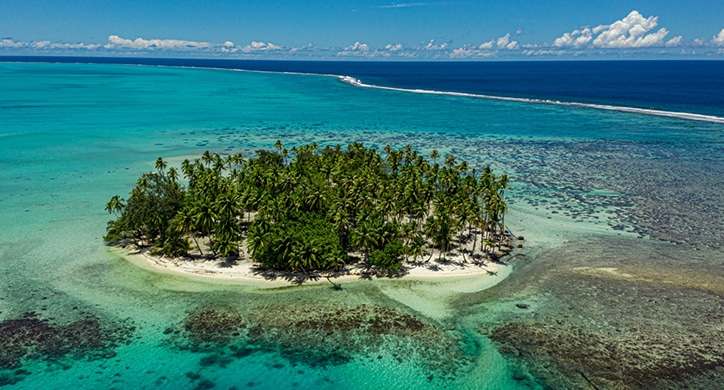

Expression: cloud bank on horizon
xmin=2 ymin=10 xmax=724 ymax=59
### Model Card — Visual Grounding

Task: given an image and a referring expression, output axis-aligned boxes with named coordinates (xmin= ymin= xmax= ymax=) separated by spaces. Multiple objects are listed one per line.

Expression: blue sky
xmin=2 ymin=0 xmax=724 ymax=59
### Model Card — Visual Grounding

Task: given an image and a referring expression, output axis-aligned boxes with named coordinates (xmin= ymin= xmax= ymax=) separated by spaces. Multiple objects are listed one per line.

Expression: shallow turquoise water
xmin=1 ymin=62 xmax=722 ymax=389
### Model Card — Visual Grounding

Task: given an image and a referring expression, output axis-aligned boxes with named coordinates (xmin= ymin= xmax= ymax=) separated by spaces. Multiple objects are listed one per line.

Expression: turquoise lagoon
xmin=1 ymin=62 xmax=723 ymax=389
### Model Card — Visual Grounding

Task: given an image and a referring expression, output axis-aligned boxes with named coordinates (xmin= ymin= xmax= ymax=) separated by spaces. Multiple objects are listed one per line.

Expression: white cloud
xmin=384 ymin=43 xmax=404 ymax=51
xmin=449 ymin=46 xmax=496 ymax=59
xmin=448 ymin=33 xmax=519 ymax=58
xmin=449 ymin=48 xmax=472 ymax=58
xmin=592 ymin=11 xmax=670 ymax=48
xmin=496 ymin=33 xmax=519 ymax=50
xmin=105 ymin=35 xmax=214 ymax=50
xmin=344 ymin=41 xmax=371 ymax=51
xmin=553 ymin=11 xmax=679 ymax=49
xmin=478 ymin=40 xmax=494 ymax=50
xmin=337 ymin=42 xmax=417 ymax=58
xmin=553 ymin=28 xmax=593 ymax=48
xmin=665 ymin=36 xmax=683 ymax=47
xmin=1 ymin=38 xmax=99 ymax=50
xmin=240 ymin=41 xmax=282 ymax=52
xmin=523 ymin=49 xmax=566 ymax=56
xmin=31 ymin=40 xmax=100 ymax=50
xmin=337 ymin=42 xmax=378 ymax=57
xmin=289 ymin=43 xmax=315 ymax=53
xmin=382 ymin=43 xmax=417 ymax=57
xmin=713 ymin=29 xmax=724 ymax=46
xmin=420 ymin=39 xmax=448 ymax=50
xmin=0 ymin=38 xmax=23 ymax=48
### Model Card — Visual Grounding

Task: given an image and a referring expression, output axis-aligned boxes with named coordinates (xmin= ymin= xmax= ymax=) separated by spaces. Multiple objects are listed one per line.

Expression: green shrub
xmin=248 ymin=212 xmax=347 ymax=272
xmin=368 ymin=240 xmax=403 ymax=270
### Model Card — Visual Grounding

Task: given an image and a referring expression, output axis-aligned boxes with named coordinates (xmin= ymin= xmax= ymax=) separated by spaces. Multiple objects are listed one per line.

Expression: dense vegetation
xmin=105 ymin=142 xmax=511 ymax=272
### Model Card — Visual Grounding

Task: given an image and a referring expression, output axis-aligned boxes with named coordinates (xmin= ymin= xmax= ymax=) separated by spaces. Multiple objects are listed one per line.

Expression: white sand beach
xmin=113 ymin=243 xmax=510 ymax=288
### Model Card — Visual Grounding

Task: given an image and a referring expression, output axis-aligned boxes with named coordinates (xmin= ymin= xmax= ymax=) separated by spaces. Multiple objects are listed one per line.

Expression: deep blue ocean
xmin=1 ymin=57 xmax=722 ymax=389
xmin=4 ymin=56 xmax=724 ymax=118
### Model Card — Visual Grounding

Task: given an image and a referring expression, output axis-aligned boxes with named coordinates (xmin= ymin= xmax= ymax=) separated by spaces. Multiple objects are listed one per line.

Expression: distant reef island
xmin=105 ymin=142 xmax=519 ymax=284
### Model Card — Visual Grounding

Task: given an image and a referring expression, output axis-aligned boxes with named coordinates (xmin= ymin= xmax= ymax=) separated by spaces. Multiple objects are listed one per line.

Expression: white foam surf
xmin=339 ymin=76 xmax=724 ymax=125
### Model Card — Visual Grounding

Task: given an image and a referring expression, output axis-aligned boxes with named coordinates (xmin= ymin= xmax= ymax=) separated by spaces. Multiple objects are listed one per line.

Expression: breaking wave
xmin=339 ymin=76 xmax=724 ymax=125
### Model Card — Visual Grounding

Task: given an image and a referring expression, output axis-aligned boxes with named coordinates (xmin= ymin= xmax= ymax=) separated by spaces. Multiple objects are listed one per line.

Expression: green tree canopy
xmin=105 ymin=141 xmax=511 ymax=271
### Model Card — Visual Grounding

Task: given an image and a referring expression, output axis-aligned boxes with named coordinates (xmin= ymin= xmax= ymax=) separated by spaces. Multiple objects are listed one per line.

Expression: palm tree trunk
xmin=192 ymin=234 xmax=204 ymax=256
xmin=471 ymin=230 xmax=477 ymax=257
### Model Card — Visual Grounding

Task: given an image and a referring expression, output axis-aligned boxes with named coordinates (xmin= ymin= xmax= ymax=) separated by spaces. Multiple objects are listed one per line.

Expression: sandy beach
xmin=112 ymin=243 xmax=510 ymax=288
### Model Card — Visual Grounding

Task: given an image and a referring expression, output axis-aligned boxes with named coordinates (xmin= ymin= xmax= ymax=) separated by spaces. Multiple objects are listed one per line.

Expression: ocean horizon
xmin=1 ymin=57 xmax=722 ymax=389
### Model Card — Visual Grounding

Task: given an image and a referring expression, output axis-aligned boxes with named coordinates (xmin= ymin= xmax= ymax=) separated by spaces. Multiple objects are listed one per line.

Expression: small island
xmin=105 ymin=142 xmax=516 ymax=284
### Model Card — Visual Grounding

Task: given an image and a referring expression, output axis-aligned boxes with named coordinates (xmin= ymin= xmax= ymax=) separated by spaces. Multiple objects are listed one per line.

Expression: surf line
xmin=339 ymin=76 xmax=724 ymax=125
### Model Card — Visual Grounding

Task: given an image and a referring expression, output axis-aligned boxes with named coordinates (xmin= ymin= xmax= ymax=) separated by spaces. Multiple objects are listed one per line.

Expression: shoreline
xmin=111 ymin=244 xmax=511 ymax=288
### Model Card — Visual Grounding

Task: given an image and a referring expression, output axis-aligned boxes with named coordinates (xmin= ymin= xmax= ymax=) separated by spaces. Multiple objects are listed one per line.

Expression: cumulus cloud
xmin=713 ymin=29 xmax=724 ymax=46
xmin=32 ymin=41 xmax=101 ymax=50
xmin=337 ymin=42 xmax=375 ymax=57
xmin=523 ymin=49 xmax=567 ymax=56
xmin=384 ymin=43 xmax=404 ymax=51
xmin=239 ymin=41 xmax=282 ymax=52
xmin=349 ymin=41 xmax=371 ymax=51
xmin=103 ymin=35 xmax=290 ymax=55
xmin=593 ymin=11 xmax=669 ymax=48
xmin=478 ymin=40 xmax=494 ymax=50
xmin=382 ymin=43 xmax=418 ymax=57
xmin=449 ymin=47 xmax=471 ymax=58
xmin=447 ymin=33 xmax=519 ymax=59
xmin=496 ymin=33 xmax=519 ymax=50
xmin=420 ymin=39 xmax=449 ymax=51
xmin=553 ymin=11 xmax=679 ymax=49
xmin=553 ymin=28 xmax=593 ymax=48
xmin=665 ymin=36 xmax=683 ymax=47
xmin=1 ymin=38 xmax=99 ymax=50
xmin=337 ymin=42 xmax=417 ymax=58
xmin=105 ymin=35 xmax=214 ymax=50
xmin=449 ymin=46 xmax=496 ymax=59
xmin=0 ymin=38 xmax=23 ymax=48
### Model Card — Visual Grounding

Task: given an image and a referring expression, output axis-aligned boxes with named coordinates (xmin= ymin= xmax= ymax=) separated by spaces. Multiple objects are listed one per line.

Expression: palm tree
xmin=424 ymin=215 xmax=453 ymax=260
xmin=407 ymin=235 xmax=426 ymax=264
xmin=168 ymin=167 xmax=179 ymax=182
xmin=105 ymin=195 xmax=125 ymax=217
xmin=304 ymin=183 xmax=327 ymax=212
xmin=444 ymin=153 xmax=456 ymax=168
xmin=496 ymin=174 xmax=510 ymax=234
xmin=192 ymin=199 xmax=217 ymax=254
xmin=171 ymin=207 xmax=203 ymax=255
xmin=246 ymin=216 xmax=271 ymax=256
xmin=155 ymin=157 xmax=167 ymax=173
xmin=351 ymin=220 xmax=379 ymax=261
xmin=201 ymin=150 xmax=213 ymax=166
xmin=329 ymin=204 xmax=350 ymax=248
xmin=429 ymin=149 xmax=439 ymax=164
xmin=181 ymin=159 xmax=193 ymax=180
